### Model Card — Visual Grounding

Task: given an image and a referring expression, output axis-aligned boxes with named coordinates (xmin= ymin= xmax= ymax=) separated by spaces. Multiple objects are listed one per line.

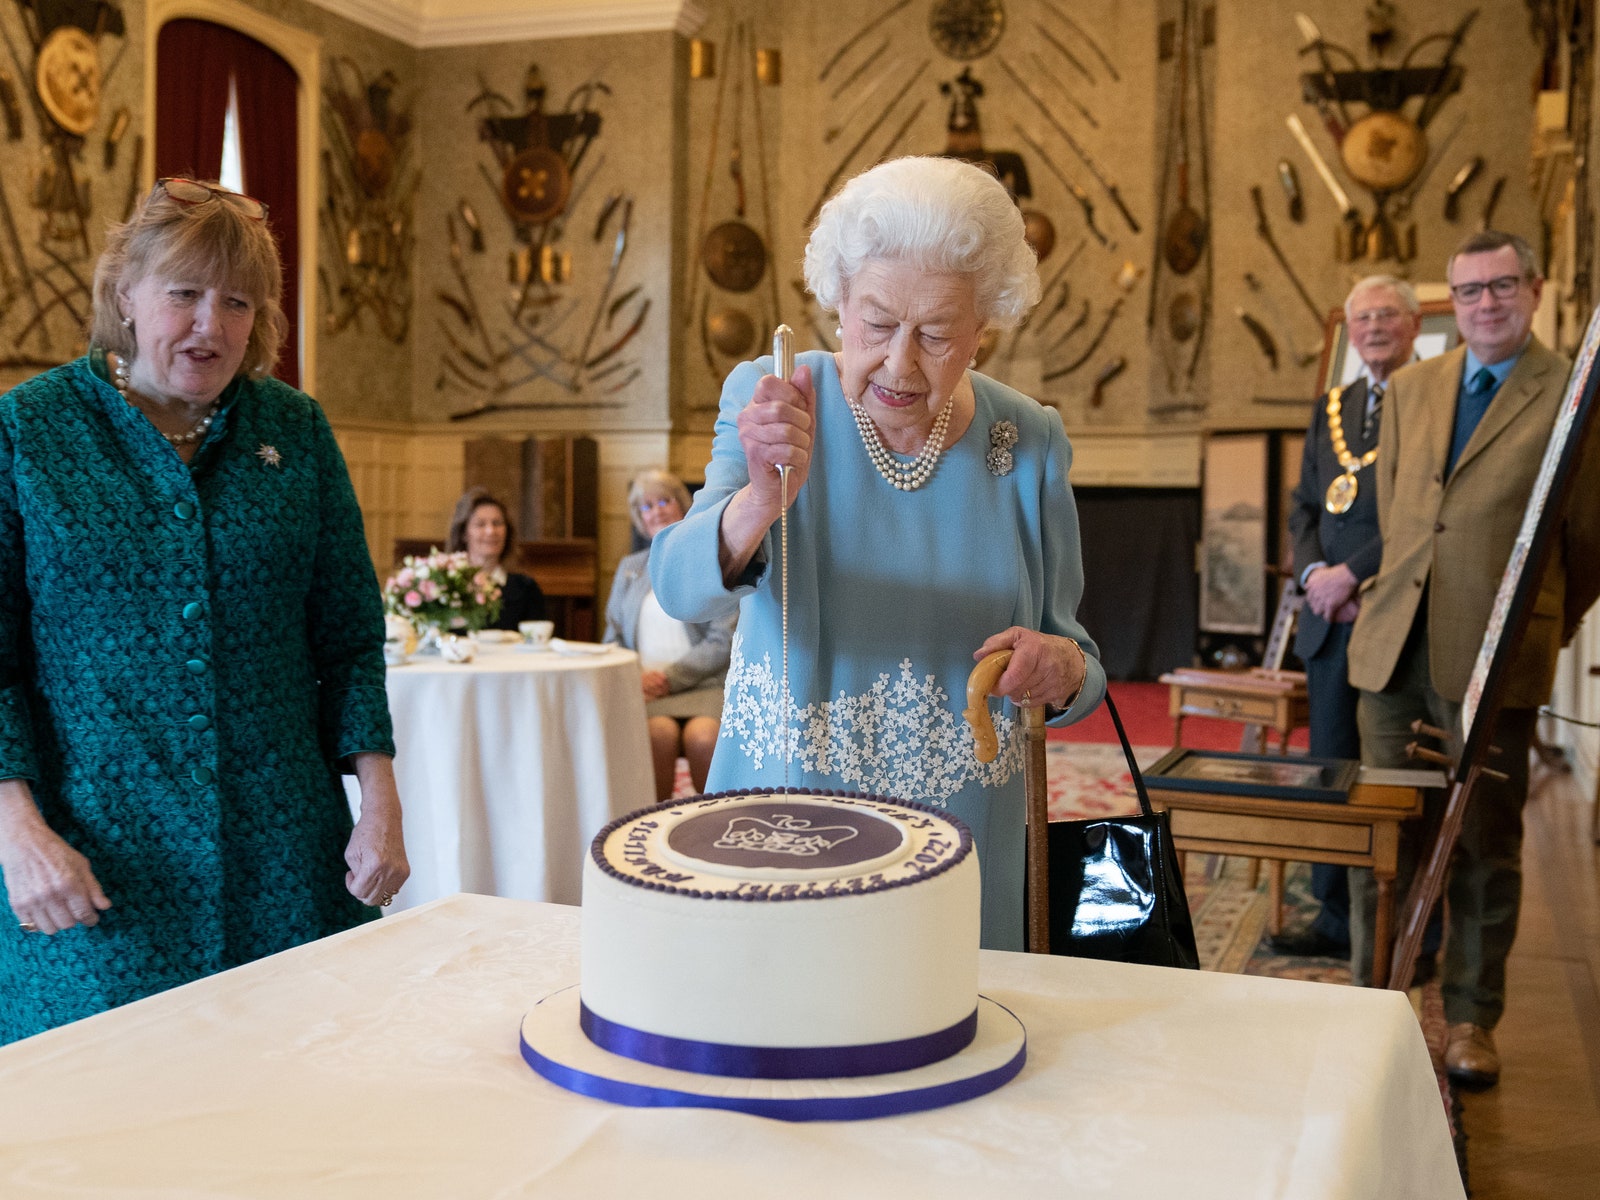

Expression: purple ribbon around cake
xmin=579 ymin=1001 xmax=979 ymax=1079
xmin=521 ymin=1034 xmax=1027 ymax=1122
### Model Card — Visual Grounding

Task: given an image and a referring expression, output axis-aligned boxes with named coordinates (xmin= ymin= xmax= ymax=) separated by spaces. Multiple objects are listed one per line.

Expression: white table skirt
xmin=0 ymin=895 xmax=1464 ymax=1199
xmin=353 ymin=643 xmax=654 ymax=909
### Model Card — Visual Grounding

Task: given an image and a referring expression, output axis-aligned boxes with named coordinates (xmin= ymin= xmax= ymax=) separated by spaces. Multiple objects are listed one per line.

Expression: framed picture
xmin=1315 ymin=299 xmax=1460 ymax=396
xmin=1144 ymin=748 xmax=1359 ymax=804
xmin=1199 ymin=432 xmax=1269 ymax=634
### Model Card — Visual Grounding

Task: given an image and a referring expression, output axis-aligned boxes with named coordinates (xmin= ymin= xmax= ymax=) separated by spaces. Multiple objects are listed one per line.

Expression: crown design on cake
xmin=713 ymin=813 xmax=860 ymax=857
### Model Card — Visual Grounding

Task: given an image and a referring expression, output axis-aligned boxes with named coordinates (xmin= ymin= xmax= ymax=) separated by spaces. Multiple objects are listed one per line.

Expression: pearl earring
xmin=120 ymin=315 xmax=133 ymax=329
xmin=968 ymin=356 xmax=977 ymax=368
xmin=835 ymin=327 xmax=844 ymax=339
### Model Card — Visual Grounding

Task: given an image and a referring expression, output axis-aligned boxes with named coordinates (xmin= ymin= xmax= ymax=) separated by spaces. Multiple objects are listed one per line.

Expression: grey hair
xmin=1447 ymin=230 xmax=1540 ymax=281
xmin=627 ymin=468 xmax=692 ymax=536
xmin=803 ymin=156 xmax=1042 ymax=330
xmin=1344 ymin=275 xmax=1420 ymax=319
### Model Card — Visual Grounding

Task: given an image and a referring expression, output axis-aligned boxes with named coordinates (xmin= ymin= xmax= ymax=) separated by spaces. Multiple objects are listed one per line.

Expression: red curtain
xmin=155 ymin=19 xmax=300 ymax=388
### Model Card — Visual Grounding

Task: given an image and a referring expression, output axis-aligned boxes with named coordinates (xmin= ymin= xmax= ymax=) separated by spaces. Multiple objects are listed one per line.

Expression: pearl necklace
xmin=156 ymin=402 xmax=221 ymax=446
xmin=108 ymin=352 xmax=221 ymax=446
xmin=846 ymin=394 xmax=954 ymax=491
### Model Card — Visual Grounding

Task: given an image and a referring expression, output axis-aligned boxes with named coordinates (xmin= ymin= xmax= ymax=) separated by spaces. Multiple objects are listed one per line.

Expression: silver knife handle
xmin=772 ymin=323 xmax=794 ymax=381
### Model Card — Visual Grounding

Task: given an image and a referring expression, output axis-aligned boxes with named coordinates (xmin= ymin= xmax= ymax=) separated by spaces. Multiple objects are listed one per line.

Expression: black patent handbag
xmin=1047 ymin=693 xmax=1199 ymax=968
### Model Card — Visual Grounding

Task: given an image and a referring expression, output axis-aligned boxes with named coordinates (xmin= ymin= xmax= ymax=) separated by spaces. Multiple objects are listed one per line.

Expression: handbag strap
xmin=1102 ymin=691 xmax=1155 ymax=818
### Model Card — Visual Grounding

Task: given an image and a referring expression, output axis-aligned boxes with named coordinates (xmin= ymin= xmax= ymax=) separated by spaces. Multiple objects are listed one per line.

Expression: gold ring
xmin=380 ymin=894 xmax=394 ymax=907
xmin=18 ymin=921 xmax=36 ymax=932
xmin=1022 ymin=689 xmax=1031 ymax=706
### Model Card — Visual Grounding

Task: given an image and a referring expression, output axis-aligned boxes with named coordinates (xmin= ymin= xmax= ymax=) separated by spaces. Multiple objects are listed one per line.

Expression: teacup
xmin=519 ymin=619 xmax=555 ymax=650
xmin=383 ymin=642 xmax=409 ymax=667
xmin=439 ymin=634 xmax=477 ymax=664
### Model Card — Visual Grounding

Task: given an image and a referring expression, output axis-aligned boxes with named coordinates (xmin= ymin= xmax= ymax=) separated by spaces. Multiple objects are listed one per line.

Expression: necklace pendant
xmin=1325 ymin=472 xmax=1358 ymax=514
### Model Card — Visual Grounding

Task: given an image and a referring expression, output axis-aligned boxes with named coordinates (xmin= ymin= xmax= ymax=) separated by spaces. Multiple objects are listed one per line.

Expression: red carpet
xmin=1051 ymin=680 xmax=1309 ymax=751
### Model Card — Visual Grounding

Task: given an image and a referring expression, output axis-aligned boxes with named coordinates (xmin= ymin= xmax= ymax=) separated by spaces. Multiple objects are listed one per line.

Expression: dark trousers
xmin=1351 ymin=623 xmax=1535 ymax=1025
xmin=1303 ymin=621 xmax=1357 ymax=944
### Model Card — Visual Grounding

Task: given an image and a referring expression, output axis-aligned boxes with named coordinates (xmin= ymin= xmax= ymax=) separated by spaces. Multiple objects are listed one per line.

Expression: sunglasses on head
xmin=155 ymin=177 xmax=268 ymax=221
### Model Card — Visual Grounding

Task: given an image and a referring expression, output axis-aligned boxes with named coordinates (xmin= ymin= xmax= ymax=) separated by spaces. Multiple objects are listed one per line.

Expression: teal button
xmin=188 ymin=714 xmax=210 ymax=731
xmin=185 ymin=658 xmax=207 ymax=675
xmin=191 ymin=766 xmax=214 ymax=785
xmin=183 ymin=602 xmax=203 ymax=621
xmin=174 ymin=501 xmax=196 ymax=520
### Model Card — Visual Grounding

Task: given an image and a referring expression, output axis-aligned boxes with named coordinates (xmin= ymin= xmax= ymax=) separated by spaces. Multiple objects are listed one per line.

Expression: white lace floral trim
xmin=718 ymin=633 xmax=1021 ymax=804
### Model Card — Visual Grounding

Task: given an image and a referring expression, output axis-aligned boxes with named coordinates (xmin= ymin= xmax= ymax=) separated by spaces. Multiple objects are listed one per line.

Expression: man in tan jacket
xmin=1347 ymin=231 xmax=1600 ymax=1089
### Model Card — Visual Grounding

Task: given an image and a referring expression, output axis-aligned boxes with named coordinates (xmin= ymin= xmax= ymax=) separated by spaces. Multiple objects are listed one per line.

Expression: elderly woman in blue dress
xmin=651 ymin=157 xmax=1107 ymax=950
xmin=605 ymin=469 xmax=735 ymax=802
xmin=0 ymin=179 xmax=408 ymax=1043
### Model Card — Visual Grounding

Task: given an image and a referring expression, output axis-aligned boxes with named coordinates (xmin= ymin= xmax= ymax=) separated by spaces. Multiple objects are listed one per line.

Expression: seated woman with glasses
xmin=0 ymin=177 xmax=408 ymax=1043
xmin=604 ymin=470 xmax=735 ymax=801
xmin=444 ymin=487 xmax=549 ymax=631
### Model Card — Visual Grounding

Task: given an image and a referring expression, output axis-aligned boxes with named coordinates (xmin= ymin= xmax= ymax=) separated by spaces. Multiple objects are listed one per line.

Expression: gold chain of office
xmin=1323 ymin=385 xmax=1379 ymax=514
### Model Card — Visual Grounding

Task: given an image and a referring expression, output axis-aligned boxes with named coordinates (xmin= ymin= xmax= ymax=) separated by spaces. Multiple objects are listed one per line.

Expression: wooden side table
xmin=1147 ymin=777 xmax=1426 ymax=985
xmin=1158 ymin=668 xmax=1311 ymax=755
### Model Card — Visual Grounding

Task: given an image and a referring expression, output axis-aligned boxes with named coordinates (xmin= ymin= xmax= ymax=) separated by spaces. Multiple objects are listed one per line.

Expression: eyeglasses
xmin=1349 ymin=307 xmax=1404 ymax=326
xmin=155 ymin=177 xmax=268 ymax=221
xmin=635 ymin=497 xmax=677 ymax=513
xmin=1449 ymin=274 xmax=1524 ymax=304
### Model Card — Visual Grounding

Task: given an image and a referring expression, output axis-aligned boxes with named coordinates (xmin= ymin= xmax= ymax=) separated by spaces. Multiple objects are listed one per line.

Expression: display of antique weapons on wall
xmin=687 ymin=19 xmax=784 ymax=401
xmin=0 ymin=0 xmax=131 ymax=370
xmin=440 ymin=62 xmax=645 ymax=417
xmin=798 ymin=0 xmax=1129 ymax=408
xmin=1144 ymin=0 xmax=1214 ymax=397
xmin=321 ymin=58 xmax=416 ymax=344
xmin=1286 ymin=6 xmax=1477 ymax=263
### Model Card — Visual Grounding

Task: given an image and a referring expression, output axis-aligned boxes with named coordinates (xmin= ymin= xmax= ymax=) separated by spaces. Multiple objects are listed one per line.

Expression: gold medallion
xmin=1325 ymin=472 xmax=1358 ymax=514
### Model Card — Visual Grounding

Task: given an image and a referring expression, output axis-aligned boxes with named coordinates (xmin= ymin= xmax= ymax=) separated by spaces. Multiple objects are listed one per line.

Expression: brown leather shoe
xmin=1445 ymin=1022 xmax=1500 ymax=1090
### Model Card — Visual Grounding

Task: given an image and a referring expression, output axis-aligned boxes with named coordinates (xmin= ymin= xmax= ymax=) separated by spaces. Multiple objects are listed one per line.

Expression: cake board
xmin=520 ymin=986 xmax=1027 ymax=1122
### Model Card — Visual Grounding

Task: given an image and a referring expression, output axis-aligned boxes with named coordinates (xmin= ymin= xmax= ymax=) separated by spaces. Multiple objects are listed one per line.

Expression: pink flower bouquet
xmin=383 ymin=550 xmax=504 ymax=634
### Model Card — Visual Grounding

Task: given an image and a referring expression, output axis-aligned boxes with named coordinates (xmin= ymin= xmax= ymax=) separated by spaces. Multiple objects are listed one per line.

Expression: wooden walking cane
xmin=964 ymin=650 xmax=1050 ymax=954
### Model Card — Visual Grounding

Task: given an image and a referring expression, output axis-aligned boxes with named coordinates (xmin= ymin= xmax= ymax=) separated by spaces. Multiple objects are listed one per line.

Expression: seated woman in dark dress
xmin=445 ymin=487 xmax=548 ymax=630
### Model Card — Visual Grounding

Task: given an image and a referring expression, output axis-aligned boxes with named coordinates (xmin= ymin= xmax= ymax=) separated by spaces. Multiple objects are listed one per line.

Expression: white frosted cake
xmin=579 ymin=790 xmax=980 ymax=1077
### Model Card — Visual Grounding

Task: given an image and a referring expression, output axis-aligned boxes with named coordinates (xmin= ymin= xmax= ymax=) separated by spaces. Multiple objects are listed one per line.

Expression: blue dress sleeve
xmin=650 ymin=357 xmax=772 ymax=620
xmin=1038 ymin=413 xmax=1108 ymax=726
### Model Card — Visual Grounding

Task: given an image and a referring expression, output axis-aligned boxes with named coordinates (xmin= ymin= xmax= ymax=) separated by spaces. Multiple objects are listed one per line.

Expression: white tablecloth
xmin=0 ymin=895 xmax=1464 ymax=1199
xmin=353 ymin=643 xmax=654 ymax=909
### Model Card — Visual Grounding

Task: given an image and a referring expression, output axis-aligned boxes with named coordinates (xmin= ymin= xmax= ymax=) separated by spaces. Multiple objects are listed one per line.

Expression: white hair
xmin=1344 ymin=274 xmax=1420 ymax=318
xmin=803 ymin=156 xmax=1042 ymax=330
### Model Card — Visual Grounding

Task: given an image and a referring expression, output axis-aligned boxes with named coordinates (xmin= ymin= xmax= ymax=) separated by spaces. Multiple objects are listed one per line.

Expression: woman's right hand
xmin=720 ymin=365 xmax=816 ymax=583
xmin=0 ymin=781 xmax=111 ymax=935
xmin=735 ymin=365 xmax=815 ymax=517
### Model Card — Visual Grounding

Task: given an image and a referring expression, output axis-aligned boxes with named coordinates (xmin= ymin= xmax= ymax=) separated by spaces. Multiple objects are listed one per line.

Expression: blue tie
xmin=1447 ymin=367 xmax=1499 ymax=475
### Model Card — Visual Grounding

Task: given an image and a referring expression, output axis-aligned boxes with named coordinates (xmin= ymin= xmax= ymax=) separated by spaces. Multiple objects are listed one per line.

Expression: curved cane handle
xmin=964 ymin=650 xmax=1013 ymax=763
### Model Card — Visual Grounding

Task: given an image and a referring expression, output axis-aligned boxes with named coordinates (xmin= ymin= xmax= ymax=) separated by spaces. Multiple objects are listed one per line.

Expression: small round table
xmin=349 ymin=641 xmax=654 ymax=910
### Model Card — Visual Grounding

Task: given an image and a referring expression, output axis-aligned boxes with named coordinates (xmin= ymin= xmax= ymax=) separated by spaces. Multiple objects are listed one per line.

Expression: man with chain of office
xmin=1278 ymin=276 xmax=1421 ymax=963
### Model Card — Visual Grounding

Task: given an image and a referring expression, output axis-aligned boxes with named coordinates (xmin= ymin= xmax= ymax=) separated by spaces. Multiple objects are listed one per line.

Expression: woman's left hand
xmin=345 ymin=753 xmax=410 ymax=907
xmin=974 ymin=627 xmax=1087 ymax=709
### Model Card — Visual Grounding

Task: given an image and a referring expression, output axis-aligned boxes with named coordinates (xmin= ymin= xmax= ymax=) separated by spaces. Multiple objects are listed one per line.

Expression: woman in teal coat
xmin=0 ymin=179 xmax=409 ymax=1043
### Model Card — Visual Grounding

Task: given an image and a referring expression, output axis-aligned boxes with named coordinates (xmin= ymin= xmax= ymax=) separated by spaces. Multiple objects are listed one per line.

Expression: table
xmin=1159 ymin=667 xmax=1312 ymax=754
xmin=353 ymin=642 xmax=654 ymax=910
xmin=0 ymin=895 xmax=1463 ymax=1198
xmin=1148 ymin=771 xmax=1429 ymax=985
